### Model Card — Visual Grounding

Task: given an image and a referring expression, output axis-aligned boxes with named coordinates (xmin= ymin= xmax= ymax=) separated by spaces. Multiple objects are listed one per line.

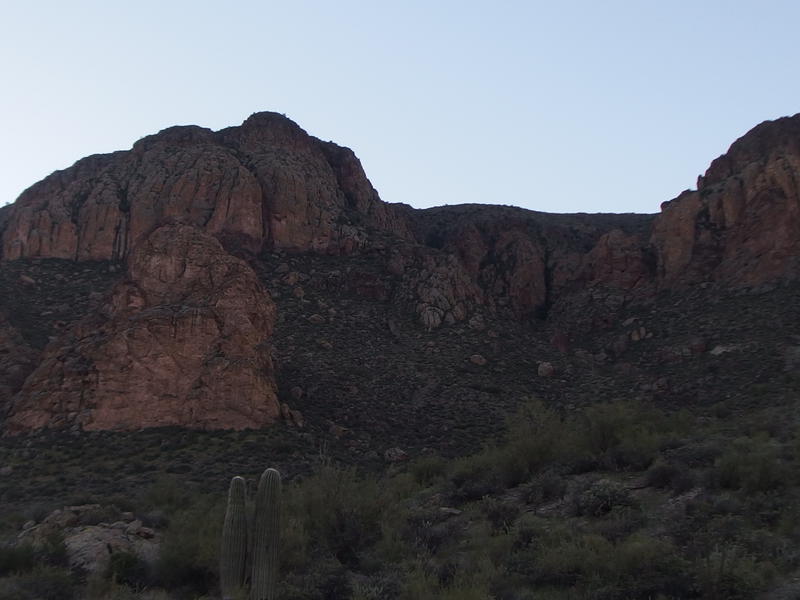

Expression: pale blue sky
xmin=1 ymin=1 xmax=798 ymax=213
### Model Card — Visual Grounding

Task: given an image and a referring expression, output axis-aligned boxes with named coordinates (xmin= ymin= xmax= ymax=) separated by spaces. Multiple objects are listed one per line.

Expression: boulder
xmin=538 ymin=362 xmax=556 ymax=377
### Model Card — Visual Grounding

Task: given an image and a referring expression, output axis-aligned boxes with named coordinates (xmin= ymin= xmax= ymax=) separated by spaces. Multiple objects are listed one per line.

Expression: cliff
xmin=1 ymin=111 xmax=799 ymax=433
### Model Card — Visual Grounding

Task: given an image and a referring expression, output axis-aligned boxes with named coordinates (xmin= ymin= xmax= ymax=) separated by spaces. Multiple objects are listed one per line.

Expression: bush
xmin=611 ymin=533 xmax=691 ymax=597
xmin=712 ymin=435 xmax=790 ymax=493
xmin=523 ymin=469 xmax=567 ymax=505
xmin=595 ymin=505 xmax=648 ymax=542
xmin=403 ymin=510 xmax=457 ymax=554
xmin=534 ymin=532 xmax=614 ymax=586
xmin=572 ymin=479 xmax=634 ymax=517
xmin=140 ymin=476 xmax=193 ymax=515
xmin=449 ymin=399 xmax=568 ymax=499
xmin=0 ymin=545 xmax=35 ymax=576
xmin=694 ymin=544 xmax=777 ymax=599
xmin=152 ymin=494 xmax=222 ymax=595
xmin=480 ymin=497 xmax=520 ymax=534
xmin=529 ymin=530 xmax=691 ymax=597
xmin=0 ymin=565 xmax=75 ymax=600
xmin=448 ymin=452 xmax=504 ymax=502
xmin=571 ymin=400 xmax=673 ymax=471
xmin=645 ymin=459 xmax=696 ymax=493
xmin=280 ymin=514 xmax=310 ymax=571
xmin=410 ymin=455 xmax=448 ymax=486
xmin=289 ymin=461 xmax=387 ymax=566
xmin=37 ymin=531 xmax=69 ymax=567
xmin=105 ymin=551 xmax=149 ymax=588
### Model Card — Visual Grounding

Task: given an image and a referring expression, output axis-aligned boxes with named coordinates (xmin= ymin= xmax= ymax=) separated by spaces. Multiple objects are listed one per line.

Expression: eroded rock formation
xmin=653 ymin=115 xmax=800 ymax=286
xmin=1 ymin=113 xmax=412 ymax=262
xmin=5 ymin=223 xmax=278 ymax=432
xmin=2 ymin=111 xmax=800 ymax=433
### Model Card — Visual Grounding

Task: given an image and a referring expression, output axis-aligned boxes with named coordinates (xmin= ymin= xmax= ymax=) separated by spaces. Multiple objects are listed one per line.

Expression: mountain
xmin=1 ymin=112 xmax=799 ymax=444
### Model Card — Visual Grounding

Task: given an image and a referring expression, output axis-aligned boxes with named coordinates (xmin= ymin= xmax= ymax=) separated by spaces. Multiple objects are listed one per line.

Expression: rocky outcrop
xmin=2 ymin=111 xmax=800 ymax=434
xmin=389 ymin=244 xmax=484 ymax=329
xmin=5 ymin=223 xmax=279 ymax=432
xmin=0 ymin=113 xmax=413 ymax=262
xmin=577 ymin=229 xmax=653 ymax=291
xmin=652 ymin=114 xmax=800 ymax=286
xmin=0 ymin=311 xmax=37 ymax=399
xmin=409 ymin=206 xmax=655 ymax=319
xmin=18 ymin=504 xmax=160 ymax=574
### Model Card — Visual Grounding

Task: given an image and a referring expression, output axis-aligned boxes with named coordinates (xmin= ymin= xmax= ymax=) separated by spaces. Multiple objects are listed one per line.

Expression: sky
xmin=1 ymin=1 xmax=799 ymax=214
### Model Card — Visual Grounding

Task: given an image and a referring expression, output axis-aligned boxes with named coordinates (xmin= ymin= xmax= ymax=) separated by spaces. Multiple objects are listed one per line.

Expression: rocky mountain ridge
xmin=1 ymin=111 xmax=799 ymax=434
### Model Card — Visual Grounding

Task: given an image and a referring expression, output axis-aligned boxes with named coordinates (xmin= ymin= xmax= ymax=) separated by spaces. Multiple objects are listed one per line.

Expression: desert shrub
xmin=499 ymin=399 xmax=568 ymax=483
xmin=712 ymin=435 xmax=789 ymax=493
xmin=529 ymin=530 xmax=690 ymax=598
xmin=384 ymin=471 xmax=422 ymax=502
xmin=152 ymin=494 xmax=222 ymax=595
xmin=570 ymin=400 xmax=673 ymax=471
xmin=609 ymin=533 xmax=691 ymax=597
xmin=437 ymin=583 xmax=493 ymax=600
xmin=645 ymin=459 xmax=681 ymax=488
xmin=398 ymin=560 xmax=437 ymax=600
xmin=671 ymin=440 xmax=724 ymax=467
xmin=523 ymin=469 xmax=567 ymax=505
xmin=76 ymin=505 xmax=121 ymax=527
xmin=645 ymin=459 xmax=696 ymax=494
xmin=480 ymin=497 xmax=520 ymax=534
xmin=350 ymin=573 xmax=399 ymax=600
xmin=0 ymin=513 xmax=26 ymax=539
xmin=403 ymin=509 xmax=457 ymax=554
xmin=0 ymin=544 xmax=35 ymax=575
xmin=510 ymin=513 xmax=548 ymax=554
xmin=84 ymin=576 xmax=142 ymax=600
xmin=105 ymin=550 xmax=149 ymax=588
xmin=448 ymin=452 xmax=503 ymax=502
xmin=595 ymin=505 xmax=648 ymax=542
xmin=140 ymin=475 xmax=193 ymax=515
xmin=139 ymin=509 xmax=169 ymax=529
xmin=449 ymin=399 xmax=568 ymax=499
xmin=22 ymin=503 xmax=51 ymax=524
xmin=474 ymin=526 xmax=517 ymax=569
xmin=572 ymin=479 xmax=634 ymax=517
xmin=410 ymin=455 xmax=448 ymax=486
xmin=0 ymin=565 xmax=75 ymax=600
xmin=694 ymin=544 xmax=777 ymax=599
xmin=304 ymin=556 xmax=352 ymax=599
xmin=280 ymin=514 xmax=311 ymax=571
xmin=37 ymin=530 xmax=69 ymax=567
xmin=136 ymin=590 xmax=173 ymax=600
xmin=289 ymin=460 xmax=386 ymax=566
xmin=399 ymin=550 xmax=496 ymax=600
xmin=533 ymin=532 xmax=614 ymax=586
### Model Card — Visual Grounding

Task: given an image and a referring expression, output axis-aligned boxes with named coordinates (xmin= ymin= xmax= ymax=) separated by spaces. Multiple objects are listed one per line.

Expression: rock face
xmin=0 ymin=311 xmax=37 ymax=399
xmin=409 ymin=205 xmax=655 ymax=319
xmin=652 ymin=115 xmax=800 ymax=286
xmin=2 ymin=111 xmax=800 ymax=434
xmin=5 ymin=223 xmax=278 ymax=432
xmin=1 ymin=113 xmax=412 ymax=262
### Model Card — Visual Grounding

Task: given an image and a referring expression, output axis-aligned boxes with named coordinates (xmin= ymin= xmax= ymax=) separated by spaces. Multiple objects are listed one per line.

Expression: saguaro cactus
xmin=220 ymin=468 xmax=282 ymax=600
xmin=220 ymin=476 xmax=248 ymax=600
xmin=250 ymin=468 xmax=282 ymax=600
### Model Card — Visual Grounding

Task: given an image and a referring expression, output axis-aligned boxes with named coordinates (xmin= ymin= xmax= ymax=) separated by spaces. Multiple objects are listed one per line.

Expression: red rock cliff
xmin=3 ymin=111 xmax=800 ymax=433
xmin=5 ymin=223 xmax=279 ymax=432
xmin=0 ymin=113 xmax=413 ymax=262
xmin=652 ymin=114 xmax=800 ymax=286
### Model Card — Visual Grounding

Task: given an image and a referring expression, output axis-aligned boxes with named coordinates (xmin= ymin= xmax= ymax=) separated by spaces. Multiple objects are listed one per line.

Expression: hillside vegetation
xmin=1 ymin=390 xmax=798 ymax=599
